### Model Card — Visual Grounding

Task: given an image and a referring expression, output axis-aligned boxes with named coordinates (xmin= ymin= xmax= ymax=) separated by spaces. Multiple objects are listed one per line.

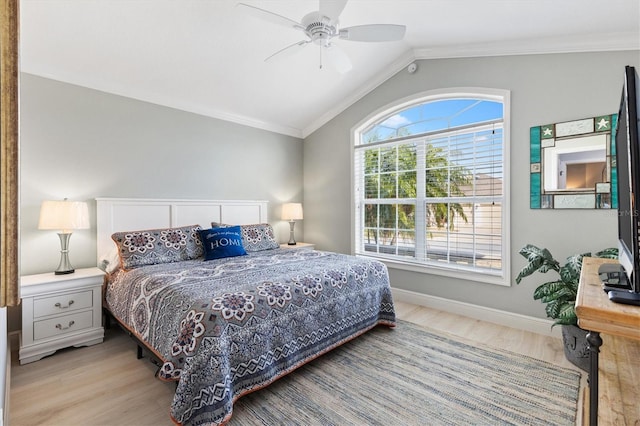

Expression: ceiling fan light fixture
xmin=301 ymin=12 xmax=338 ymax=45
xmin=238 ymin=0 xmax=406 ymax=73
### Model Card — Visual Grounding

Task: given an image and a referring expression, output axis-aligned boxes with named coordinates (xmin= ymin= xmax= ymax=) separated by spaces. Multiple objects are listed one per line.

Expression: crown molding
xmin=413 ymin=32 xmax=639 ymax=60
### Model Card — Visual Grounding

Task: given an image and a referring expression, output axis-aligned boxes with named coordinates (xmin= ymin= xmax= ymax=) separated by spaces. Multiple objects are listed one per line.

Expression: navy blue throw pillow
xmin=199 ymin=226 xmax=247 ymax=260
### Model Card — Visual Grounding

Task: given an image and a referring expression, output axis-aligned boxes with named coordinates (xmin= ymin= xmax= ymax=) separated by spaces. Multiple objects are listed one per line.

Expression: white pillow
xmin=98 ymin=243 xmax=121 ymax=274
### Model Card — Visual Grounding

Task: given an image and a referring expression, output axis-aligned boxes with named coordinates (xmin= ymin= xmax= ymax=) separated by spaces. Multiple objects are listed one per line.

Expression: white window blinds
xmin=354 ymin=96 xmax=507 ymax=281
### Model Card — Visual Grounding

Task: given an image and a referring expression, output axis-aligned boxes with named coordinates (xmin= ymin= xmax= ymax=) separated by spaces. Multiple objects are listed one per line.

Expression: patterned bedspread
xmin=105 ymin=248 xmax=396 ymax=425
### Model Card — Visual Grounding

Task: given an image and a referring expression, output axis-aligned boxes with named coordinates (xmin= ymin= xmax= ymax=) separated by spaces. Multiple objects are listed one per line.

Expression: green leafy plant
xmin=515 ymin=244 xmax=618 ymax=326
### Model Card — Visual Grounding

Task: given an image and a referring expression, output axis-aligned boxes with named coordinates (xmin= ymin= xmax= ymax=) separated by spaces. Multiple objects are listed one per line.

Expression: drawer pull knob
xmin=55 ymin=320 xmax=75 ymax=330
xmin=54 ymin=300 xmax=75 ymax=309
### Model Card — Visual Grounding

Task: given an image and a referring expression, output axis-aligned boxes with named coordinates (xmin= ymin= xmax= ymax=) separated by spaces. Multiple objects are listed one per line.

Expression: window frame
xmin=351 ymin=88 xmax=511 ymax=286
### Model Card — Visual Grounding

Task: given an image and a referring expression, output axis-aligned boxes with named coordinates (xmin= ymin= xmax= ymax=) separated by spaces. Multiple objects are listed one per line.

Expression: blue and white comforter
xmin=105 ymin=248 xmax=395 ymax=425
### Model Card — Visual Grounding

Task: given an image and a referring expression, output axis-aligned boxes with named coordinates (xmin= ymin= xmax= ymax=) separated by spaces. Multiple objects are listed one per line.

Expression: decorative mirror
xmin=530 ymin=114 xmax=617 ymax=209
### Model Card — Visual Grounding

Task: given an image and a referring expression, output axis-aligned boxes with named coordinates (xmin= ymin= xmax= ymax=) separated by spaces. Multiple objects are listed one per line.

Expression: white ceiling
xmin=20 ymin=0 xmax=640 ymax=138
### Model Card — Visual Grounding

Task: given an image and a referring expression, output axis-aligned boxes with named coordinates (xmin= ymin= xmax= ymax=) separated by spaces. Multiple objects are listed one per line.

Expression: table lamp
xmin=38 ymin=199 xmax=90 ymax=274
xmin=282 ymin=203 xmax=303 ymax=245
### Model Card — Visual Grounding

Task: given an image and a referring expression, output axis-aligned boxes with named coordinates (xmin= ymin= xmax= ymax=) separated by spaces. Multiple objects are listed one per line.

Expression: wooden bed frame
xmin=96 ymin=197 xmax=271 ymax=373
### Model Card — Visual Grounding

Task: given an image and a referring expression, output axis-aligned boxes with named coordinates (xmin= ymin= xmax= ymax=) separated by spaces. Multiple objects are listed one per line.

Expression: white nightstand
xmin=280 ymin=242 xmax=315 ymax=250
xmin=19 ymin=267 xmax=105 ymax=364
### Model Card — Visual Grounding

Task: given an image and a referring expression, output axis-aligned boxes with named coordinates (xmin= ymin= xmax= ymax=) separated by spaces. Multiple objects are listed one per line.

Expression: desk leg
xmin=586 ymin=330 xmax=602 ymax=426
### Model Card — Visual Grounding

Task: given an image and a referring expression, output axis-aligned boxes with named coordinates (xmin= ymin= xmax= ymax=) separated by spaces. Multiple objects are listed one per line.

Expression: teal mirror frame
xmin=530 ymin=114 xmax=618 ymax=209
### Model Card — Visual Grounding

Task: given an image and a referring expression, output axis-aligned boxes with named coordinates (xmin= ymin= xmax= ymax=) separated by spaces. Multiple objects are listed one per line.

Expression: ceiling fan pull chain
xmin=319 ymin=45 xmax=323 ymax=69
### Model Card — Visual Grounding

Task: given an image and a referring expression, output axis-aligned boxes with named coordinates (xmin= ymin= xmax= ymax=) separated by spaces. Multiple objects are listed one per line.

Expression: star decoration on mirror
xmin=541 ymin=125 xmax=554 ymax=139
xmin=595 ymin=115 xmax=611 ymax=131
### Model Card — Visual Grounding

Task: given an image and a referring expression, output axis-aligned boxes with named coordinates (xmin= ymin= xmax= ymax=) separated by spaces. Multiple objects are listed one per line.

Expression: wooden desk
xmin=575 ymin=257 xmax=640 ymax=425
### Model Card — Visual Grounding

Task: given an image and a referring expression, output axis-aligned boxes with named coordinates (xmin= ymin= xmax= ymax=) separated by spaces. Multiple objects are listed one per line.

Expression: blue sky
xmin=364 ymin=99 xmax=503 ymax=141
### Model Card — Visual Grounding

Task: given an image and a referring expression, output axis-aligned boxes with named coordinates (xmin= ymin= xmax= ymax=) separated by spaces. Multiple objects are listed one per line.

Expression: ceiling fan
xmin=237 ymin=0 xmax=406 ymax=73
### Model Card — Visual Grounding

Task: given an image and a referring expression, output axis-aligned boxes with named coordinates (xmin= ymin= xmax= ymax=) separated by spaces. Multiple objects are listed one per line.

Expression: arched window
xmin=353 ymin=89 xmax=510 ymax=285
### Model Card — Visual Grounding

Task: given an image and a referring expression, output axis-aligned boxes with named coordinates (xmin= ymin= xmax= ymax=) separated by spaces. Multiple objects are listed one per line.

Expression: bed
xmin=96 ymin=198 xmax=396 ymax=426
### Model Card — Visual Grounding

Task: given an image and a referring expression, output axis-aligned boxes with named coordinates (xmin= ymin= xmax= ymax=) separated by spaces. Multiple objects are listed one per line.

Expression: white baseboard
xmin=391 ymin=288 xmax=562 ymax=339
xmin=2 ymin=337 xmax=8 ymax=426
xmin=0 ymin=308 xmax=8 ymax=426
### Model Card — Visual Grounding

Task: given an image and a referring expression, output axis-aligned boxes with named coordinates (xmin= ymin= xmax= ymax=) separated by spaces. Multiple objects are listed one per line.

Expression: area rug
xmin=229 ymin=320 xmax=581 ymax=426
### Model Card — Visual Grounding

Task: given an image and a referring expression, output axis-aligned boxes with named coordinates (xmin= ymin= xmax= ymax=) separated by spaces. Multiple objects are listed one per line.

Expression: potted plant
xmin=515 ymin=244 xmax=618 ymax=371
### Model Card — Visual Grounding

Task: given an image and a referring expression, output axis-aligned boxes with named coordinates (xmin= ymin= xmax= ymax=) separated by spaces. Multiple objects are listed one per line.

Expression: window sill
xmin=357 ymin=253 xmax=509 ymax=286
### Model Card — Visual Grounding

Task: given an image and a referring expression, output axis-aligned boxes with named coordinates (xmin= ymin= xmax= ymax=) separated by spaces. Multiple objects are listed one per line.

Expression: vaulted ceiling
xmin=20 ymin=0 xmax=640 ymax=138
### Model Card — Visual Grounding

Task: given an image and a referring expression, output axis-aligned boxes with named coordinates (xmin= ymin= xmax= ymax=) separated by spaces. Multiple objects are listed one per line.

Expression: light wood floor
xmin=9 ymin=301 xmax=587 ymax=426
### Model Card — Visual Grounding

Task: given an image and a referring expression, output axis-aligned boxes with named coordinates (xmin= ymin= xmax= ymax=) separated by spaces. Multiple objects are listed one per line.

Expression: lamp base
xmin=55 ymin=232 xmax=76 ymax=275
xmin=287 ymin=220 xmax=297 ymax=245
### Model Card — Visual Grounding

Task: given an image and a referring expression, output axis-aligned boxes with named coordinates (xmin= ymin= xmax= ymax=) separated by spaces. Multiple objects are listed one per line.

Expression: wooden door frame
xmin=1 ymin=0 xmax=20 ymax=307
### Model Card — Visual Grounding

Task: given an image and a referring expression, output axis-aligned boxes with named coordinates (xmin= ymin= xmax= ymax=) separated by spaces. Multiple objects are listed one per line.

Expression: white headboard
xmin=96 ymin=198 xmax=269 ymax=264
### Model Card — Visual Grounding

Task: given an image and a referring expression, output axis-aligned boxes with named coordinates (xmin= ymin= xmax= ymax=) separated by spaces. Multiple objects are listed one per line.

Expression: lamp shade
xmin=38 ymin=200 xmax=90 ymax=232
xmin=282 ymin=203 xmax=303 ymax=221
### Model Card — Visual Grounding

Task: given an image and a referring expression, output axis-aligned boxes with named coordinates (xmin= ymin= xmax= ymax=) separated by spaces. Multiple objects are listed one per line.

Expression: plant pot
xmin=561 ymin=324 xmax=590 ymax=372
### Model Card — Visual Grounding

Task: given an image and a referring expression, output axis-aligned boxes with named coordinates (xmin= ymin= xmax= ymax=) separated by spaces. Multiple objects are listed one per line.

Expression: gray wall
xmin=19 ymin=73 xmax=303 ymax=278
xmin=16 ymin=51 xmax=640 ymax=329
xmin=303 ymin=50 xmax=640 ymax=319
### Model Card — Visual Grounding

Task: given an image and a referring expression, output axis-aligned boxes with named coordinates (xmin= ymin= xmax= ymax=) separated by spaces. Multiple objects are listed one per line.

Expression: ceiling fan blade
xmin=339 ymin=24 xmax=406 ymax=42
xmin=265 ymin=40 xmax=310 ymax=63
xmin=237 ymin=3 xmax=304 ymax=31
xmin=325 ymin=44 xmax=352 ymax=74
xmin=319 ymin=0 xmax=348 ymax=24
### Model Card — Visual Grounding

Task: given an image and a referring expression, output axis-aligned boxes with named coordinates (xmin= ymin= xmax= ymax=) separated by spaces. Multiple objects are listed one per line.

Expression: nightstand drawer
xmin=33 ymin=310 xmax=93 ymax=340
xmin=33 ymin=290 xmax=93 ymax=318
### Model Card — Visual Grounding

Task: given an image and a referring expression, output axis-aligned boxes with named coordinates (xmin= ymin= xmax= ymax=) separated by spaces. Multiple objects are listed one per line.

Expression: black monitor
xmin=608 ymin=65 xmax=640 ymax=306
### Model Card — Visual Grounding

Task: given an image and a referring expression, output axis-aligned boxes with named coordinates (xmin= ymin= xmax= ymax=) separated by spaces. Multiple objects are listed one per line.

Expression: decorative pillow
xmin=199 ymin=226 xmax=247 ymax=260
xmin=240 ymin=223 xmax=279 ymax=252
xmin=210 ymin=222 xmax=279 ymax=252
xmin=111 ymin=225 xmax=203 ymax=270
